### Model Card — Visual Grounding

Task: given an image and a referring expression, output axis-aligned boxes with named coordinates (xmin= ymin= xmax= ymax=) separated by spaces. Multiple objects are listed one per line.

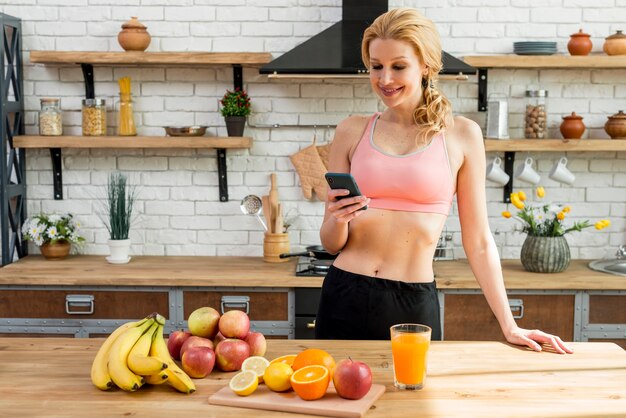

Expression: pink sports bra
xmin=351 ymin=113 xmax=454 ymax=215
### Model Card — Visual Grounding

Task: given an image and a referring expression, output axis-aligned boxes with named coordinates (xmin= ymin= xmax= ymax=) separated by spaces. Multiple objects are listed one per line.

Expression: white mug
xmin=514 ymin=157 xmax=541 ymax=185
xmin=549 ymin=156 xmax=575 ymax=185
xmin=486 ymin=156 xmax=510 ymax=186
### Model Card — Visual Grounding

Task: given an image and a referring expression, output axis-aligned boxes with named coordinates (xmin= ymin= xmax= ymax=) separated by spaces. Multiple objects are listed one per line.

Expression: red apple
xmin=181 ymin=346 xmax=215 ymax=379
xmin=187 ymin=306 xmax=220 ymax=339
xmin=244 ymin=331 xmax=267 ymax=357
xmin=215 ymin=338 xmax=250 ymax=372
xmin=180 ymin=335 xmax=214 ymax=359
xmin=218 ymin=310 xmax=250 ymax=339
xmin=332 ymin=358 xmax=373 ymax=400
xmin=214 ymin=331 xmax=226 ymax=348
xmin=166 ymin=330 xmax=192 ymax=361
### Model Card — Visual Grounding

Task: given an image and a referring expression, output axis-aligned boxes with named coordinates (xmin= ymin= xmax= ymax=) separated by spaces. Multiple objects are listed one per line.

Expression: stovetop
xmin=295 ymin=256 xmax=330 ymax=277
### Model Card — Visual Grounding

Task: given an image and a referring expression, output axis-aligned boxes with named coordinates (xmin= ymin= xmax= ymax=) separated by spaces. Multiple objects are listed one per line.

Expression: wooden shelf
xmin=14 ymin=135 xmax=252 ymax=149
xmin=29 ymin=51 xmax=272 ymax=66
xmin=484 ymin=139 xmax=626 ymax=152
xmin=464 ymin=54 xmax=626 ymax=69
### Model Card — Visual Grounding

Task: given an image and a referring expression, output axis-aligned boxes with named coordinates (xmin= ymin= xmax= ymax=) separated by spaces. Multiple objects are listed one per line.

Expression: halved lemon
xmin=289 ymin=365 xmax=330 ymax=401
xmin=263 ymin=362 xmax=294 ymax=392
xmin=229 ymin=370 xmax=258 ymax=396
xmin=269 ymin=354 xmax=297 ymax=367
xmin=241 ymin=356 xmax=270 ymax=383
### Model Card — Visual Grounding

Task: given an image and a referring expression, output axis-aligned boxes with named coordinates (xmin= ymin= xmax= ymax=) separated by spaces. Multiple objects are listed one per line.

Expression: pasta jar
xmin=82 ymin=98 xmax=107 ymax=136
xmin=524 ymin=90 xmax=548 ymax=139
xmin=39 ymin=98 xmax=63 ymax=136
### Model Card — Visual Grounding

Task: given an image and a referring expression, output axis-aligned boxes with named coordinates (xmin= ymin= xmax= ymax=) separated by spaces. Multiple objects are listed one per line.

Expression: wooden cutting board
xmin=209 ymin=383 xmax=386 ymax=418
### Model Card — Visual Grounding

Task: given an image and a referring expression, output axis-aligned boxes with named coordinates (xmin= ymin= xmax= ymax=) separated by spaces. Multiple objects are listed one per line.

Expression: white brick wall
xmin=3 ymin=0 xmax=625 ymax=259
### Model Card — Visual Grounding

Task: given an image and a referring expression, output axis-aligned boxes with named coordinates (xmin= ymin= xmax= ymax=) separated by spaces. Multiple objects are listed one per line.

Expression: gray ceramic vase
xmin=520 ymin=235 xmax=571 ymax=273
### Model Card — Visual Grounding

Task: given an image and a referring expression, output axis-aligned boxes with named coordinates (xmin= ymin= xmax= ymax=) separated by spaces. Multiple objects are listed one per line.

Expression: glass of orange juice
xmin=390 ymin=323 xmax=431 ymax=390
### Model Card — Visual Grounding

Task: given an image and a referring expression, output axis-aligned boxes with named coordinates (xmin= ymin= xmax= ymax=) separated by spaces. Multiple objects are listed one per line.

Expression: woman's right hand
xmin=327 ymin=189 xmax=370 ymax=224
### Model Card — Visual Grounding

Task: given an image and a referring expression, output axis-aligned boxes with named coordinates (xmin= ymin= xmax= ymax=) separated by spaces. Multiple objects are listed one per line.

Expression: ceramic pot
xmin=520 ymin=235 xmax=571 ymax=273
xmin=40 ymin=241 xmax=71 ymax=260
xmin=224 ymin=116 xmax=246 ymax=137
xmin=118 ymin=17 xmax=151 ymax=52
xmin=567 ymin=29 xmax=593 ymax=56
xmin=605 ymin=110 xmax=626 ymax=139
xmin=560 ymin=112 xmax=585 ymax=139
xmin=107 ymin=239 xmax=131 ymax=264
xmin=603 ymin=30 xmax=626 ymax=56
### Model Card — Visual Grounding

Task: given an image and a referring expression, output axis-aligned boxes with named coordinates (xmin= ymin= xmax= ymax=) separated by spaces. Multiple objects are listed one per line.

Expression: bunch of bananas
xmin=91 ymin=312 xmax=196 ymax=394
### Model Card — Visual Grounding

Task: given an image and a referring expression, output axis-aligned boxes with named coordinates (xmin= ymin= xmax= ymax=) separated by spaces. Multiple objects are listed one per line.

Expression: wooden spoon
xmin=262 ymin=195 xmax=272 ymax=234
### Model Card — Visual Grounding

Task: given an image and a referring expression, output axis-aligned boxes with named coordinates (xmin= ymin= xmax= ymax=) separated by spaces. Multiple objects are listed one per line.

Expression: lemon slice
xmin=229 ymin=370 xmax=258 ymax=396
xmin=242 ymin=356 xmax=270 ymax=383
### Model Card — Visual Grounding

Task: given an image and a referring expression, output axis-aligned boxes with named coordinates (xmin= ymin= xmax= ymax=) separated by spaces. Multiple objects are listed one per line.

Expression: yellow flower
xmin=518 ymin=191 xmax=526 ymax=201
xmin=502 ymin=211 xmax=512 ymax=218
xmin=562 ymin=206 xmax=571 ymax=213
xmin=557 ymin=212 xmax=565 ymax=220
xmin=510 ymin=193 xmax=525 ymax=209
xmin=595 ymin=219 xmax=611 ymax=230
xmin=536 ymin=186 xmax=545 ymax=198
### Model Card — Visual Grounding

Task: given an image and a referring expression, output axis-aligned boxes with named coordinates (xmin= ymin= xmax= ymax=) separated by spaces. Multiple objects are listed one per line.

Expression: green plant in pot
xmin=103 ymin=172 xmax=137 ymax=264
xmin=220 ymin=87 xmax=251 ymax=137
xmin=22 ymin=213 xmax=85 ymax=260
xmin=503 ymin=186 xmax=610 ymax=273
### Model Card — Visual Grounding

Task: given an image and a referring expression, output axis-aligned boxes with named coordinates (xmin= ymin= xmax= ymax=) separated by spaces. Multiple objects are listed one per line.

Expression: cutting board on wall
xmin=209 ymin=383 xmax=386 ymax=418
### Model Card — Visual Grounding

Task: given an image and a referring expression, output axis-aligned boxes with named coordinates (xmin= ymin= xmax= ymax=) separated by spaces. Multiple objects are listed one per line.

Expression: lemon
xmin=242 ymin=356 xmax=270 ymax=383
xmin=229 ymin=370 xmax=258 ymax=396
xmin=263 ymin=362 xmax=293 ymax=392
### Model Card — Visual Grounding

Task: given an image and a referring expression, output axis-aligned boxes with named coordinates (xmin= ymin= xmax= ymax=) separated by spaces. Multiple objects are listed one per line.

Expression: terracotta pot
xmin=520 ymin=235 xmax=571 ymax=274
xmin=605 ymin=110 xmax=626 ymax=139
xmin=118 ymin=17 xmax=151 ymax=52
xmin=560 ymin=112 xmax=585 ymax=139
xmin=567 ymin=29 xmax=593 ymax=56
xmin=603 ymin=30 xmax=626 ymax=56
xmin=40 ymin=241 xmax=71 ymax=260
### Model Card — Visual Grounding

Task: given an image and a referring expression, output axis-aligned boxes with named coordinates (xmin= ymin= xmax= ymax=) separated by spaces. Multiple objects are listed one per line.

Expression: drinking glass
xmin=390 ymin=323 xmax=431 ymax=390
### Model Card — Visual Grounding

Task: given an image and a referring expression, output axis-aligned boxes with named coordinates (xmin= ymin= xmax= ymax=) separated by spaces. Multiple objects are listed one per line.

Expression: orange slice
xmin=290 ymin=365 xmax=330 ymax=401
xmin=269 ymin=354 xmax=297 ymax=366
xmin=292 ymin=349 xmax=336 ymax=377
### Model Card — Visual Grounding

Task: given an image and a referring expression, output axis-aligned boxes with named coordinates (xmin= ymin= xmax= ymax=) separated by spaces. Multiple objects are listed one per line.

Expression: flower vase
xmin=520 ymin=235 xmax=571 ymax=273
xmin=224 ymin=116 xmax=246 ymax=137
xmin=107 ymin=239 xmax=131 ymax=264
xmin=40 ymin=241 xmax=71 ymax=260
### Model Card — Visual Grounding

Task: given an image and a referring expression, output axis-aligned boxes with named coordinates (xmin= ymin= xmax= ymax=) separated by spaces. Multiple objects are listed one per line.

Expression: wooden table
xmin=1 ymin=338 xmax=625 ymax=417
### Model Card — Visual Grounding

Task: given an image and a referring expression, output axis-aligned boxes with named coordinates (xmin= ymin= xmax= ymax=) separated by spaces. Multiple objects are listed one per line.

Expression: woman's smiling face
xmin=368 ymin=37 xmax=427 ymax=111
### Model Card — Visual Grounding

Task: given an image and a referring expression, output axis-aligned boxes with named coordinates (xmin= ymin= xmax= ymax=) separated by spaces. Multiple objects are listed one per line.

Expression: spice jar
xmin=116 ymin=93 xmax=136 ymax=136
xmin=39 ymin=98 xmax=62 ymax=136
xmin=82 ymin=98 xmax=107 ymax=136
xmin=524 ymin=90 xmax=548 ymax=139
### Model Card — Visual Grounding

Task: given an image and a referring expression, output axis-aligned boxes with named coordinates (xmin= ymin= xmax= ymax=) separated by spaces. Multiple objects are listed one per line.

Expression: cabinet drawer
xmin=183 ymin=290 xmax=289 ymax=321
xmin=0 ymin=289 xmax=169 ymax=319
xmin=444 ymin=294 xmax=575 ymax=341
xmin=589 ymin=296 xmax=626 ymax=324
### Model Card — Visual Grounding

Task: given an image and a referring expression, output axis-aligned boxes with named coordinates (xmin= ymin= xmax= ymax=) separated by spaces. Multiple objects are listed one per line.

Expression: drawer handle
xmin=221 ymin=296 xmax=250 ymax=315
xmin=66 ymin=294 xmax=94 ymax=315
xmin=306 ymin=320 xmax=316 ymax=329
xmin=509 ymin=299 xmax=524 ymax=319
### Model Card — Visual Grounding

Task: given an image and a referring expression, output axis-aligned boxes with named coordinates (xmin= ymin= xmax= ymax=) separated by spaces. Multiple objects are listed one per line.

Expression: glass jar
xmin=116 ymin=93 xmax=136 ymax=136
xmin=39 ymin=98 xmax=63 ymax=136
xmin=524 ymin=90 xmax=548 ymax=139
xmin=82 ymin=98 xmax=107 ymax=136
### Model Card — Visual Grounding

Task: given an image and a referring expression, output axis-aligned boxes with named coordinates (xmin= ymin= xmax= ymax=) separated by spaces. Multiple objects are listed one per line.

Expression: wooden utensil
xmin=274 ymin=203 xmax=283 ymax=234
xmin=261 ymin=195 xmax=272 ymax=233
xmin=269 ymin=173 xmax=279 ymax=232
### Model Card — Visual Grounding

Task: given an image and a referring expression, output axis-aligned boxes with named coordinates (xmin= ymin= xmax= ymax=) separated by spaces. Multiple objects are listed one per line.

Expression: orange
xmin=269 ymin=354 xmax=297 ymax=367
xmin=292 ymin=349 xmax=336 ymax=376
xmin=290 ymin=365 xmax=330 ymax=401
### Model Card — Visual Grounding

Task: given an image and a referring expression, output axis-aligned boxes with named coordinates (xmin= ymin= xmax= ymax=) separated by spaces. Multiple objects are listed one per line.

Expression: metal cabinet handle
xmin=509 ymin=299 xmax=524 ymax=319
xmin=306 ymin=320 xmax=316 ymax=329
xmin=65 ymin=294 xmax=94 ymax=315
xmin=221 ymin=296 xmax=250 ymax=314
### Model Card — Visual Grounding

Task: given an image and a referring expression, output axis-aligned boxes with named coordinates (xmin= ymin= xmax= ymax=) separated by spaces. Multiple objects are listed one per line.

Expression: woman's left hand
xmin=505 ymin=327 xmax=574 ymax=354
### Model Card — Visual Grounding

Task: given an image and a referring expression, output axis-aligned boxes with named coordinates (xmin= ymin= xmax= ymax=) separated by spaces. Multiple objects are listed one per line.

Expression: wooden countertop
xmin=0 ymin=256 xmax=623 ymax=289
xmin=1 ymin=338 xmax=625 ymax=417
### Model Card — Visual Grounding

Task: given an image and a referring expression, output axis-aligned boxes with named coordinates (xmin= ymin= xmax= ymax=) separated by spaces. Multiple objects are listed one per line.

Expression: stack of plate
xmin=513 ymin=42 xmax=557 ymax=55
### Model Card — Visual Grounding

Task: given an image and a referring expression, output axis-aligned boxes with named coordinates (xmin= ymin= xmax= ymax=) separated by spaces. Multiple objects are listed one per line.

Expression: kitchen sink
xmin=588 ymin=246 xmax=626 ymax=277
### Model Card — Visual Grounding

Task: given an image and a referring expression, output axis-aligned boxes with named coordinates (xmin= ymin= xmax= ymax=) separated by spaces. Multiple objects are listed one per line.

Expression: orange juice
xmin=391 ymin=329 xmax=430 ymax=388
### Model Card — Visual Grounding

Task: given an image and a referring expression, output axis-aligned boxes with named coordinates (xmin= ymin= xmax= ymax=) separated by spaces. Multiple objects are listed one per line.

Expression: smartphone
xmin=324 ymin=172 xmax=367 ymax=211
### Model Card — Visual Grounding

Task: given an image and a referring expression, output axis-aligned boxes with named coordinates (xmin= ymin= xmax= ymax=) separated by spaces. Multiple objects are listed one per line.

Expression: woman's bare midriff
xmin=331 ymin=208 xmax=447 ymax=283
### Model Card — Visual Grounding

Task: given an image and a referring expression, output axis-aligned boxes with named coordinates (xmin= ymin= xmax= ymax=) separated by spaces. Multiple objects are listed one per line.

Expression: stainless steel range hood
xmin=260 ymin=0 xmax=476 ymax=77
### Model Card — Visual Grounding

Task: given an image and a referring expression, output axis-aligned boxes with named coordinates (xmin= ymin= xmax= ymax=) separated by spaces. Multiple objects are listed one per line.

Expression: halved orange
xmin=290 ymin=365 xmax=330 ymax=401
xmin=269 ymin=354 xmax=297 ymax=366
xmin=292 ymin=349 xmax=336 ymax=376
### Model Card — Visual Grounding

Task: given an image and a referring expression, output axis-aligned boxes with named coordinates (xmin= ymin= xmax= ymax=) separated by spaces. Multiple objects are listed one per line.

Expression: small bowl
xmin=164 ymin=126 xmax=208 ymax=137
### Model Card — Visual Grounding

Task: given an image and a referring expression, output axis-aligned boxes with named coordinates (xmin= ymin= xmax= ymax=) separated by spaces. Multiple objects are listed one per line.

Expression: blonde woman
xmin=317 ymin=8 xmax=572 ymax=354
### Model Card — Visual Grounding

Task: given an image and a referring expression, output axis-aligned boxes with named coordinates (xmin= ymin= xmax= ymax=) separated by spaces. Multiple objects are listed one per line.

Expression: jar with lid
xmin=82 ymin=98 xmax=107 ymax=136
xmin=39 ymin=98 xmax=63 ymax=136
xmin=524 ymin=90 xmax=548 ymax=139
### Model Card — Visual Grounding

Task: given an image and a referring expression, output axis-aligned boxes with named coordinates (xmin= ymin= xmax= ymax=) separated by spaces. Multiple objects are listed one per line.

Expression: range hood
xmin=260 ymin=0 xmax=476 ymax=77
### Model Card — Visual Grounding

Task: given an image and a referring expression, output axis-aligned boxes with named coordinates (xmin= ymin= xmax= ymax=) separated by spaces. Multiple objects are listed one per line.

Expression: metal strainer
xmin=240 ymin=195 xmax=267 ymax=231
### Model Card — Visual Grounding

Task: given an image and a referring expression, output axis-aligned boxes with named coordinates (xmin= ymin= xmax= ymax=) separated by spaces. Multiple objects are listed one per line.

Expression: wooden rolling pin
xmin=269 ymin=173 xmax=279 ymax=233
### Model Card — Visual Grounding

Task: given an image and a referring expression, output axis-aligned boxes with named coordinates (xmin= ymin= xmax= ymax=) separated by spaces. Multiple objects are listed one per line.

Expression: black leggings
xmin=315 ymin=265 xmax=442 ymax=341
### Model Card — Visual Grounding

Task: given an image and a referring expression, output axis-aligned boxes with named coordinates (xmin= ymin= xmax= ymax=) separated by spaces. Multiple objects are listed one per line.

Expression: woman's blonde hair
xmin=362 ymin=8 xmax=453 ymax=140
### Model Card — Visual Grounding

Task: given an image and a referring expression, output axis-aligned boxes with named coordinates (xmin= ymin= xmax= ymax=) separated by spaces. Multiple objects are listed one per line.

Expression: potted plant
xmin=22 ymin=213 xmax=84 ymax=260
xmin=103 ymin=172 xmax=137 ymax=264
xmin=503 ymin=186 xmax=610 ymax=273
xmin=220 ymin=87 xmax=251 ymax=137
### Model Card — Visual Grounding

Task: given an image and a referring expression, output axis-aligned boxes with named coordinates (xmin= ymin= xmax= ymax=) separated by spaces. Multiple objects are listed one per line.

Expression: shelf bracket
xmin=233 ymin=64 xmax=243 ymax=91
xmin=217 ymin=148 xmax=228 ymax=202
xmin=478 ymin=68 xmax=488 ymax=112
xmin=50 ymin=148 xmax=63 ymax=200
xmin=80 ymin=64 xmax=95 ymax=99
xmin=503 ymin=151 xmax=515 ymax=203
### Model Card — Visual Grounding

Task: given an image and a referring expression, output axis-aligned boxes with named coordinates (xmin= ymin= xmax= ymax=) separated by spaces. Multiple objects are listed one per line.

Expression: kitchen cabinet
xmin=582 ymin=292 xmax=626 ymax=350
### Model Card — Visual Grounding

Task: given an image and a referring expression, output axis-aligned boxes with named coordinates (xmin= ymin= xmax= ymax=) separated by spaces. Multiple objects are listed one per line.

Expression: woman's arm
xmin=454 ymin=117 xmax=573 ymax=354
